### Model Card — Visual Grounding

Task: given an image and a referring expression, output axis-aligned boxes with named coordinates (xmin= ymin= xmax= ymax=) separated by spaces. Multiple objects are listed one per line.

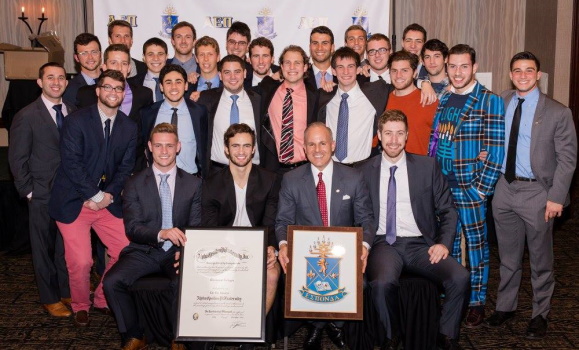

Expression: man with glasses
xmin=225 ymin=21 xmax=256 ymax=91
xmin=364 ymin=33 xmax=392 ymax=83
xmin=49 ymin=69 xmax=137 ymax=328
xmin=63 ymin=33 xmax=102 ymax=106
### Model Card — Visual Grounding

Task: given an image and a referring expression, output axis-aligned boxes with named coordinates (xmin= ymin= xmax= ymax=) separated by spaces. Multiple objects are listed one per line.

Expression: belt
xmin=279 ymin=160 xmax=308 ymax=169
xmin=515 ymin=176 xmax=537 ymax=182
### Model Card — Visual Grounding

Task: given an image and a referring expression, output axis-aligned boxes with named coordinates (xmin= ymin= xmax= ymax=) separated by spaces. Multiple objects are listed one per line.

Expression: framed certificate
xmin=285 ymin=225 xmax=363 ymax=320
xmin=175 ymin=228 xmax=266 ymax=343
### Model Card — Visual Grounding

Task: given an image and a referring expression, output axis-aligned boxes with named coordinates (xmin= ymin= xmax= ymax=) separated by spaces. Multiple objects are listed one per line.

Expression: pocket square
xmin=342 ymin=195 xmax=351 ymax=200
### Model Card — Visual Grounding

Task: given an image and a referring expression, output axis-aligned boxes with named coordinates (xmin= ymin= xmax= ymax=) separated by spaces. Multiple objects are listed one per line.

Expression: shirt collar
xmin=515 ymin=85 xmax=540 ymax=102
xmin=282 ymin=80 xmax=306 ymax=93
xmin=312 ymin=64 xmax=331 ymax=77
xmin=97 ymin=106 xmax=117 ymax=124
xmin=223 ymin=87 xmax=247 ymax=100
xmin=152 ymin=163 xmax=178 ymax=177
xmin=311 ymin=160 xmax=334 ymax=178
xmin=337 ymin=82 xmax=361 ymax=97
xmin=381 ymin=150 xmax=407 ymax=168
xmin=161 ymin=99 xmax=186 ymax=112
xmin=450 ymin=80 xmax=477 ymax=95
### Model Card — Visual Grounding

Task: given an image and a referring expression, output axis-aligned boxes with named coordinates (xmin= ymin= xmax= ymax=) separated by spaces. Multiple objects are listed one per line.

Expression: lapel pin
xmin=336 ymin=189 xmax=340 ymax=193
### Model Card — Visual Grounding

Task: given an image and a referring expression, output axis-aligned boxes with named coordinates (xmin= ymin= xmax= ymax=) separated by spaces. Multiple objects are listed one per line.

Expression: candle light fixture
xmin=17 ymin=5 xmax=49 ymax=47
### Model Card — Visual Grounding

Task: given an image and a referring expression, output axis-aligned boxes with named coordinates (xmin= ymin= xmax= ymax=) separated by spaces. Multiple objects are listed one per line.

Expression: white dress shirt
xmin=152 ymin=164 xmax=177 ymax=242
xmin=233 ymin=182 xmax=252 ymax=227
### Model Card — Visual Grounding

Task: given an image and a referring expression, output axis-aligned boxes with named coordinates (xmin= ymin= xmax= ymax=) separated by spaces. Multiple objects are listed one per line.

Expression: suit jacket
xmin=9 ymin=97 xmax=76 ymax=203
xmin=275 ymin=162 xmax=374 ymax=245
xmin=202 ymin=166 xmax=280 ymax=248
xmin=76 ymin=83 xmax=154 ymax=123
xmin=62 ymin=73 xmax=89 ymax=107
xmin=131 ymin=58 xmax=147 ymax=84
xmin=139 ymin=99 xmax=209 ymax=177
xmin=49 ymin=105 xmax=137 ymax=223
xmin=501 ymin=89 xmax=577 ymax=206
xmin=429 ymin=81 xmax=505 ymax=198
xmin=123 ymin=167 xmax=202 ymax=247
xmin=243 ymin=62 xmax=281 ymax=90
xmin=358 ymin=153 xmax=458 ymax=250
xmin=197 ymin=86 xmax=261 ymax=169
xmin=317 ymin=80 xmax=393 ymax=135
xmin=257 ymin=76 xmax=319 ymax=172
xmin=304 ymin=66 xmax=338 ymax=91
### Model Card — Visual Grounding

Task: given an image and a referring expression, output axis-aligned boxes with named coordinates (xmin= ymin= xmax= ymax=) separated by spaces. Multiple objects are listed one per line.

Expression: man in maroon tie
xmin=275 ymin=122 xmax=374 ymax=350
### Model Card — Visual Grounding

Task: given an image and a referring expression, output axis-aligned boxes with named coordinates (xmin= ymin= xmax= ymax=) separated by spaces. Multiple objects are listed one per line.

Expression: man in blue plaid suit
xmin=429 ymin=44 xmax=505 ymax=328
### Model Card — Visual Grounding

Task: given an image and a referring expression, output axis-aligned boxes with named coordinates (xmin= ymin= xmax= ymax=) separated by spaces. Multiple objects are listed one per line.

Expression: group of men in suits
xmin=7 ymin=15 xmax=577 ymax=350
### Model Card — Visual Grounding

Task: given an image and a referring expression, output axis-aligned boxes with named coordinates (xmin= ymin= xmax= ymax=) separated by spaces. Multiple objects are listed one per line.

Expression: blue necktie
xmin=230 ymin=95 xmax=239 ymax=125
xmin=153 ymin=77 xmax=163 ymax=102
xmin=53 ymin=104 xmax=64 ymax=131
xmin=385 ymin=166 xmax=397 ymax=245
xmin=159 ymin=174 xmax=173 ymax=251
xmin=335 ymin=93 xmax=349 ymax=162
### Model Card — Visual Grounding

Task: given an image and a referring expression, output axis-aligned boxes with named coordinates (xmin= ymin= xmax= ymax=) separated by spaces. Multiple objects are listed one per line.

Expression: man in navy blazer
xmin=275 ymin=122 xmax=374 ymax=350
xmin=62 ymin=33 xmax=101 ymax=106
xmin=49 ymin=69 xmax=137 ymax=327
xmin=140 ymin=64 xmax=208 ymax=177
xmin=104 ymin=123 xmax=202 ymax=350
xmin=358 ymin=110 xmax=468 ymax=350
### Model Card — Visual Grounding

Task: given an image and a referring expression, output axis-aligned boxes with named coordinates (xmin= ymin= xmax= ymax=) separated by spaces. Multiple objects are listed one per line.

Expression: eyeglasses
xmin=227 ymin=39 xmax=248 ymax=47
xmin=99 ymin=84 xmax=124 ymax=93
xmin=77 ymin=50 xmax=101 ymax=57
xmin=367 ymin=47 xmax=391 ymax=56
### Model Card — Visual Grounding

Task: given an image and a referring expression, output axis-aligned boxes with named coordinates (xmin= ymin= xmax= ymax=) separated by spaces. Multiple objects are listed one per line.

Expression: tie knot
xmin=341 ymin=93 xmax=349 ymax=100
xmin=286 ymin=88 xmax=293 ymax=95
xmin=53 ymin=104 xmax=63 ymax=112
xmin=378 ymin=75 xmax=384 ymax=81
xmin=231 ymin=94 xmax=239 ymax=102
xmin=318 ymin=172 xmax=323 ymax=181
xmin=171 ymin=107 xmax=178 ymax=112
xmin=320 ymin=70 xmax=326 ymax=77
xmin=153 ymin=77 xmax=159 ymax=83
xmin=517 ymin=98 xmax=525 ymax=105
xmin=104 ymin=119 xmax=111 ymax=127
xmin=159 ymin=173 xmax=170 ymax=183
xmin=389 ymin=165 xmax=397 ymax=176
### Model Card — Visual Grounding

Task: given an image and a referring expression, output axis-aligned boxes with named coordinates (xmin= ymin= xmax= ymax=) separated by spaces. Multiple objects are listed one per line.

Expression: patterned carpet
xmin=0 ymin=194 xmax=577 ymax=349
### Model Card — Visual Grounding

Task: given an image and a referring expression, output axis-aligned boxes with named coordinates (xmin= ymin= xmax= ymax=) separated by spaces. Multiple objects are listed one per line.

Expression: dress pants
xmin=103 ymin=244 xmax=179 ymax=337
xmin=366 ymin=235 xmax=469 ymax=339
xmin=450 ymin=187 xmax=490 ymax=307
xmin=28 ymin=199 xmax=70 ymax=304
xmin=492 ymin=175 xmax=554 ymax=318
xmin=57 ymin=207 xmax=129 ymax=312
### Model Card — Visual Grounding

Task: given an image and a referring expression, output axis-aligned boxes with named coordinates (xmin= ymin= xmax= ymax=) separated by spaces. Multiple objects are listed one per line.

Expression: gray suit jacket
xmin=275 ymin=162 xmax=374 ymax=245
xmin=501 ymin=90 xmax=577 ymax=206
xmin=9 ymin=96 xmax=76 ymax=203
xmin=357 ymin=153 xmax=458 ymax=250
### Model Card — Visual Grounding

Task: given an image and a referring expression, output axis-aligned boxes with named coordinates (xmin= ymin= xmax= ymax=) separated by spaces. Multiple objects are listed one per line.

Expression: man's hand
xmin=360 ymin=246 xmax=369 ymax=273
xmin=96 ymin=193 xmax=113 ymax=209
xmin=271 ymin=71 xmax=282 ymax=81
xmin=545 ymin=200 xmax=563 ymax=222
xmin=321 ymin=80 xmax=336 ymax=92
xmin=266 ymin=246 xmax=277 ymax=270
xmin=83 ymin=200 xmax=100 ymax=211
xmin=278 ymin=244 xmax=290 ymax=274
xmin=420 ymin=82 xmax=437 ymax=106
xmin=189 ymin=91 xmax=201 ymax=102
xmin=174 ymin=251 xmax=180 ymax=274
xmin=477 ymin=151 xmax=489 ymax=161
xmin=187 ymin=72 xmax=199 ymax=85
xmin=428 ymin=244 xmax=449 ymax=264
xmin=361 ymin=64 xmax=371 ymax=77
xmin=160 ymin=228 xmax=187 ymax=247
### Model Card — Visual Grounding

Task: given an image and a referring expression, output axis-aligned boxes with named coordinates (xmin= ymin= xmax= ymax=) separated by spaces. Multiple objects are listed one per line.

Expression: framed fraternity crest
xmin=285 ymin=225 xmax=363 ymax=320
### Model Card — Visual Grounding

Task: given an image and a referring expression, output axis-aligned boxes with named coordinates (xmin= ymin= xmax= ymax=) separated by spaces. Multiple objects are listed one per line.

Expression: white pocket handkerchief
xmin=342 ymin=194 xmax=351 ymax=200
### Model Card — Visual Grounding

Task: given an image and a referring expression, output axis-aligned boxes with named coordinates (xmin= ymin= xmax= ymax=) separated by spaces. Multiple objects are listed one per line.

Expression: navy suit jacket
xmin=123 ymin=166 xmax=202 ymax=248
xmin=62 ymin=73 xmax=89 ymax=107
xmin=49 ymin=105 xmax=138 ymax=223
xmin=202 ymin=166 xmax=280 ymax=248
xmin=357 ymin=153 xmax=458 ymax=250
xmin=139 ymin=99 xmax=209 ymax=177
xmin=275 ymin=162 xmax=374 ymax=245
xmin=197 ymin=86 xmax=261 ymax=170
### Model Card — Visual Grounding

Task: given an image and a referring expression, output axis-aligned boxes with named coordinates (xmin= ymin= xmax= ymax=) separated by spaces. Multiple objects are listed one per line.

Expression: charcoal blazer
xmin=49 ymin=105 xmax=137 ymax=223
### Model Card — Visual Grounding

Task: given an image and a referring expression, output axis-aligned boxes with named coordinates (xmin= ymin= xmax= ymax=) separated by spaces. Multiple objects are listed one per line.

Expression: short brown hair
xmin=171 ymin=21 xmax=196 ymax=40
xmin=39 ymin=62 xmax=65 ymax=79
xmin=249 ymin=37 xmax=274 ymax=57
xmin=278 ymin=45 xmax=309 ymax=80
xmin=387 ymin=50 xmax=419 ymax=71
xmin=108 ymin=20 xmax=133 ymax=38
xmin=150 ymin=122 xmax=179 ymax=141
xmin=104 ymin=44 xmax=130 ymax=63
xmin=195 ymin=36 xmax=220 ymax=55
xmin=448 ymin=44 xmax=476 ymax=64
xmin=367 ymin=33 xmax=391 ymax=48
xmin=331 ymin=46 xmax=361 ymax=69
xmin=97 ymin=69 xmax=126 ymax=89
xmin=344 ymin=25 xmax=367 ymax=43
xmin=224 ymin=123 xmax=255 ymax=147
xmin=377 ymin=110 xmax=408 ymax=132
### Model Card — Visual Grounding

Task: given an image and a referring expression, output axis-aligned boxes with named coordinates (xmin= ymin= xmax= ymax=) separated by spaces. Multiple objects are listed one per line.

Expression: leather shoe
xmin=60 ymin=297 xmax=72 ymax=307
xmin=122 ymin=337 xmax=147 ymax=350
xmin=484 ymin=311 xmax=515 ymax=328
xmin=92 ymin=306 xmax=113 ymax=316
xmin=325 ymin=322 xmax=345 ymax=348
xmin=43 ymin=301 xmax=71 ymax=317
xmin=437 ymin=333 xmax=462 ymax=350
xmin=73 ymin=310 xmax=90 ymax=327
xmin=303 ymin=325 xmax=323 ymax=350
xmin=526 ymin=315 xmax=547 ymax=339
xmin=464 ymin=307 xmax=485 ymax=328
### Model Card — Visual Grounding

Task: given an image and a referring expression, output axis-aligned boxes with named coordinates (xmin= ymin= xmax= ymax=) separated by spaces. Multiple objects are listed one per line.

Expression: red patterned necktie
xmin=317 ymin=172 xmax=328 ymax=226
xmin=279 ymin=88 xmax=294 ymax=163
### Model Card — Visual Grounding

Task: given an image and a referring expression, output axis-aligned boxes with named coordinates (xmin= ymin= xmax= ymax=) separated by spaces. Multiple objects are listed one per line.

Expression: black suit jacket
xmin=131 ymin=58 xmax=147 ymax=84
xmin=304 ymin=66 xmax=338 ymax=91
xmin=9 ymin=97 xmax=76 ymax=203
xmin=197 ymin=86 xmax=261 ymax=169
xmin=139 ymin=99 xmax=209 ymax=177
xmin=123 ymin=167 xmax=202 ymax=247
xmin=62 ymin=74 xmax=88 ymax=107
xmin=202 ymin=166 xmax=280 ymax=248
xmin=256 ymin=76 xmax=319 ymax=172
xmin=49 ymin=105 xmax=137 ymax=223
xmin=243 ymin=62 xmax=281 ymax=90
xmin=357 ymin=153 xmax=458 ymax=250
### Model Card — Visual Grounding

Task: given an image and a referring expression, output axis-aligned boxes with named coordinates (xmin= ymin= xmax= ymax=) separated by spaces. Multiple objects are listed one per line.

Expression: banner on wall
xmin=93 ymin=1 xmax=390 ymax=61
